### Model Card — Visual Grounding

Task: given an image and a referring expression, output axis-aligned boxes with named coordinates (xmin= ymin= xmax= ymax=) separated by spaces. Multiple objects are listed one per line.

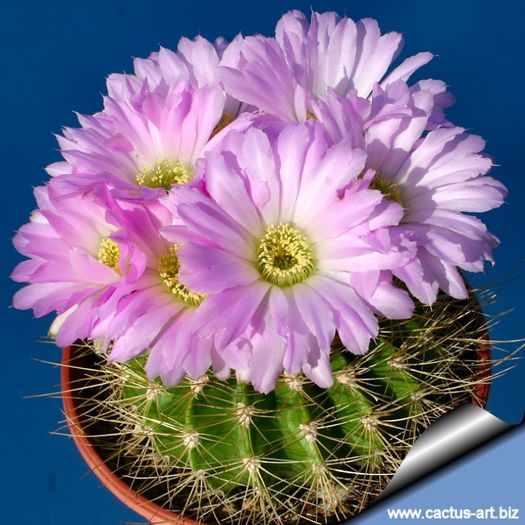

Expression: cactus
xmin=67 ymin=292 xmax=491 ymax=525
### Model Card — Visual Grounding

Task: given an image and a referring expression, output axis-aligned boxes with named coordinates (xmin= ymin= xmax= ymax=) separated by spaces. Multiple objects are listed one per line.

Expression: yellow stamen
xmin=256 ymin=223 xmax=316 ymax=287
xmin=306 ymin=110 xmax=318 ymax=121
xmin=97 ymin=238 xmax=120 ymax=273
xmin=211 ymin=112 xmax=235 ymax=138
xmin=158 ymin=245 xmax=205 ymax=307
xmin=137 ymin=159 xmax=193 ymax=190
xmin=370 ymin=174 xmax=405 ymax=208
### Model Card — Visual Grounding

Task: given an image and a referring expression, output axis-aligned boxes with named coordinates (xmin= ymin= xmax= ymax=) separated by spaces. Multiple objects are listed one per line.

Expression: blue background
xmin=1 ymin=1 xmax=523 ymax=524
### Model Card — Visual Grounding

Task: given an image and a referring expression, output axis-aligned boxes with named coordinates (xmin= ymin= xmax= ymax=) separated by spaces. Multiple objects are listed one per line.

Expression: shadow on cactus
xmin=62 ymin=290 xmax=498 ymax=525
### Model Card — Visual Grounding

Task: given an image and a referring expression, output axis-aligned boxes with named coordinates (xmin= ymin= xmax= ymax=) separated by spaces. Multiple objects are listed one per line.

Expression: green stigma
xmin=256 ymin=223 xmax=316 ymax=287
xmin=158 ymin=245 xmax=205 ymax=308
xmin=137 ymin=159 xmax=193 ymax=190
xmin=370 ymin=174 xmax=406 ymax=208
xmin=97 ymin=237 xmax=120 ymax=273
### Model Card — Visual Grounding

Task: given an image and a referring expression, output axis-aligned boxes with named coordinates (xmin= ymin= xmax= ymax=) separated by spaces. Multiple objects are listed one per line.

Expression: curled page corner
xmin=378 ymin=404 xmax=511 ymax=500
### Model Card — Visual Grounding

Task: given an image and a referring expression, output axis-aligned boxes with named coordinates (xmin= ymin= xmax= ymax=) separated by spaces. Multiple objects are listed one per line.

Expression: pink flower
xmin=107 ymin=35 xmax=245 ymax=117
xmin=315 ymin=82 xmax=507 ymax=303
xmin=47 ymin=77 xmax=226 ymax=201
xmin=11 ymin=182 xmax=127 ymax=346
xmin=164 ymin=122 xmax=415 ymax=392
xmin=11 ymin=179 xmax=228 ymax=383
xmin=220 ymin=10 xmax=436 ymax=122
xmin=90 ymin=202 xmax=229 ymax=385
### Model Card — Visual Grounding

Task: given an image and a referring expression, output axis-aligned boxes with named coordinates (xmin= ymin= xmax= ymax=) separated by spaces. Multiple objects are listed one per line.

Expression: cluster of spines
xmin=66 ymin=293 xmax=492 ymax=525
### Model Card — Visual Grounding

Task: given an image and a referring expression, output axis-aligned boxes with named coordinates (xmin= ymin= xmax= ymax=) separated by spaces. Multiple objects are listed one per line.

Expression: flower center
xmin=306 ymin=110 xmax=318 ymax=121
xmin=211 ymin=112 xmax=235 ymax=138
xmin=137 ymin=159 xmax=193 ymax=190
xmin=370 ymin=173 xmax=405 ymax=208
xmin=158 ymin=245 xmax=205 ymax=307
xmin=97 ymin=237 xmax=120 ymax=273
xmin=256 ymin=223 xmax=316 ymax=287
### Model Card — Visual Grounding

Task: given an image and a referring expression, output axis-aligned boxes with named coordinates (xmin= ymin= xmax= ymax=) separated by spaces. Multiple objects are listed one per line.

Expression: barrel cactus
xmin=12 ymin=8 xmax=506 ymax=525
xmin=68 ymin=291 xmax=490 ymax=525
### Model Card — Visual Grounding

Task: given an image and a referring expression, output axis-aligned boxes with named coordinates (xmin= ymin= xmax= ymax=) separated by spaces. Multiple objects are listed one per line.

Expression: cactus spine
xmin=67 ymin=293 xmax=490 ymax=525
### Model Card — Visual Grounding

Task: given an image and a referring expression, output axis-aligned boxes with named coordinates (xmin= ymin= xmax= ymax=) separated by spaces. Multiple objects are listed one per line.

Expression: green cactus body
xmin=72 ymin=297 xmax=488 ymax=525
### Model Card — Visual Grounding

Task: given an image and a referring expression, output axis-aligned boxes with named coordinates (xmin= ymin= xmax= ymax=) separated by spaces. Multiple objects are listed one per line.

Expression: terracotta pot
xmin=61 ymin=345 xmax=196 ymax=525
xmin=61 ymin=327 xmax=491 ymax=524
